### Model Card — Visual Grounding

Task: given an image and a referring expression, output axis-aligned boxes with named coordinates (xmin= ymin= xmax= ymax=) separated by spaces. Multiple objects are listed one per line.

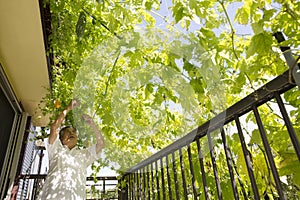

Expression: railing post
xmin=187 ymin=144 xmax=198 ymax=200
xmin=160 ymin=157 xmax=166 ymax=200
xmin=32 ymin=149 xmax=44 ymax=200
xmin=220 ymin=128 xmax=239 ymax=200
xmin=171 ymin=152 xmax=180 ymax=200
xmin=179 ymin=148 xmax=188 ymax=200
xmin=274 ymin=92 xmax=300 ymax=160
xmin=196 ymin=139 xmax=209 ymax=200
xmin=165 ymin=155 xmax=173 ymax=200
xmin=235 ymin=117 xmax=260 ymax=199
xmin=207 ymin=132 xmax=222 ymax=200
xmin=155 ymin=160 xmax=160 ymax=199
xmin=118 ymin=177 xmax=128 ymax=200
xmin=273 ymin=32 xmax=300 ymax=88
xmin=253 ymin=105 xmax=286 ymax=199
xmin=147 ymin=164 xmax=151 ymax=199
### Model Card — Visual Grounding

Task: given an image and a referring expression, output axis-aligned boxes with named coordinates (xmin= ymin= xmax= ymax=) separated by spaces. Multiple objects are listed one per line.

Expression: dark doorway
xmin=0 ymin=86 xmax=16 ymax=178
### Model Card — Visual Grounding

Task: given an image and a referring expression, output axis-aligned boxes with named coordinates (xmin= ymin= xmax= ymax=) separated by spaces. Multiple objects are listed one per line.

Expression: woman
xmin=37 ymin=99 xmax=105 ymax=199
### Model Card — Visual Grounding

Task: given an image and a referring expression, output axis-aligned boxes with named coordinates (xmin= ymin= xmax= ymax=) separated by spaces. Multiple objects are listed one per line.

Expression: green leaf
xmin=249 ymin=129 xmax=261 ymax=144
xmin=232 ymin=73 xmax=246 ymax=94
xmin=190 ymin=78 xmax=204 ymax=94
xmin=173 ymin=2 xmax=185 ymax=23
xmin=145 ymin=83 xmax=153 ymax=99
xmin=142 ymin=11 xmax=156 ymax=26
xmin=235 ymin=6 xmax=249 ymax=25
xmin=263 ymin=9 xmax=276 ymax=21
xmin=251 ymin=21 xmax=264 ymax=35
xmin=189 ymin=0 xmax=197 ymax=10
xmin=278 ymin=152 xmax=299 ymax=176
xmin=144 ymin=1 xmax=153 ymax=10
xmin=294 ymin=172 xmax=300 ymax=188
xmin=246 ymin=32 xmax=272 ymax=57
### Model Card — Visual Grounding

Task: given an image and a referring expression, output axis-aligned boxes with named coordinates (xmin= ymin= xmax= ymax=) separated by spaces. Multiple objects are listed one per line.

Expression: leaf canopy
xmin=39 ymin=0 xmax=300 ymax=197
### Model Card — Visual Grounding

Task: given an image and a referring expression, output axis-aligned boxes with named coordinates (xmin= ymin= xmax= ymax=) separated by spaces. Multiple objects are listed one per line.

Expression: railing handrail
xmin=124 ymin=70 xmax=295 ymax=174
xmin=18 ymin=174 xmax=118 ymax=181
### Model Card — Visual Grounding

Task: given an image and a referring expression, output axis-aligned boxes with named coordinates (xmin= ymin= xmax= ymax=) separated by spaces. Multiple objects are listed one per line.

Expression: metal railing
xmin=17 ymin=174 xmax=118 ymax=200
xmin=120 ymin=69 xmax=300 ymax=199
xmin=86 ymin=176 xmax=119 ymax=200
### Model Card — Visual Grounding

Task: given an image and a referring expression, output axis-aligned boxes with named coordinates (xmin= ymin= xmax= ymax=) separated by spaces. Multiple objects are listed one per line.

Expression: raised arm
xmin=49 ymin=99 xmax=80 ymax=144
xmin=82 ymin=114 xmax=105 ymax=153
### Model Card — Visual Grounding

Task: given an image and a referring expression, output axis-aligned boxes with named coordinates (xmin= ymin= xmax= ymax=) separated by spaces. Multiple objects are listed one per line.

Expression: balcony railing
xmin=16 ymin=71 xmax=300 ymax=200
xmin=17 ymin=174 xmax=118 ymax=200
xmin=14 ymin=32 xmax=299 ymax=200
xmin=119 ymin=70 xmax=300 ymax=199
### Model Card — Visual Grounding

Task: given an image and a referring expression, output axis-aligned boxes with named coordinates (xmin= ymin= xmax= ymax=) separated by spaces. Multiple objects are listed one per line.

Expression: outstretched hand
xmin=82 ymin=114 xmax=104 ymax=153
xmin=49 ymin=99 xmax=81 ymax=144
xmin=68 ymin=99 xmax=81 ymax=109
xmin=81 ymin=114 xmax=94 ymax=125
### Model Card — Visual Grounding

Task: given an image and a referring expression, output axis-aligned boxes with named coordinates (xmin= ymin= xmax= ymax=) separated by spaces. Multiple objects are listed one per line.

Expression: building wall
xmin=0 ymin=64 xmax=29 ymax=200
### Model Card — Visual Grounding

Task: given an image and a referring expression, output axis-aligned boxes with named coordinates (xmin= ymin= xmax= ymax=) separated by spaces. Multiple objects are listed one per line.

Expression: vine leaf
xmin=249 ymin=129 xmax=261 ymax=145
xmin=251 ymin=21 xmax=264 ymax=35
xmin=235 ymin=5 xmax=250 ymax=25
xmin=246 ymin=32 xmax=272 ymax=58
xmin=172 ymin=2 xmax=184 ymax=23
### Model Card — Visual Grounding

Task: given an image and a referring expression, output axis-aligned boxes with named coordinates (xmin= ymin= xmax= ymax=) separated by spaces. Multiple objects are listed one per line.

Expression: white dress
xmin=37 ymin=137 xmax=101 ymax=200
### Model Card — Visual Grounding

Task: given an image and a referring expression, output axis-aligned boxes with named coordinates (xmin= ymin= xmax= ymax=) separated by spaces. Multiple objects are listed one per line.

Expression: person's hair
xmin=59 ymin=126 xmax=77 ymax=140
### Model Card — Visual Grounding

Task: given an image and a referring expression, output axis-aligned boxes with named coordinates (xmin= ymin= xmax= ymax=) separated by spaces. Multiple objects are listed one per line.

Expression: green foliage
xmin=40 ymin=0 xmax=300 ymax=198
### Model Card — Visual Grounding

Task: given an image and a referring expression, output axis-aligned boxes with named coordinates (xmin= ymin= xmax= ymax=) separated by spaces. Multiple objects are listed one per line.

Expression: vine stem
xmin=217 ymin=0 xmax=239 ymax=61
xmin=227 ymin=142 xmax=249 ymax=199
xmin=92 ymin=49 xmax=121 ymax=119
xmin=82 ymin=7 xmax=122 ymax=40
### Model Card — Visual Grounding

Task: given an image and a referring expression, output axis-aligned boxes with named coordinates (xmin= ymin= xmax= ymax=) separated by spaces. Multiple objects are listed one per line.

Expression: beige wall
xmin=0 ymin=0 xmax=51 ymax=198
xmin=0 ymin=0 xmax=50 ymax=126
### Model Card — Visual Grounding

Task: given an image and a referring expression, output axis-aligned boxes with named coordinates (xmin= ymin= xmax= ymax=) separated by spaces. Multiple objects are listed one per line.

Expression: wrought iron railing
xmin=17 ymin=175 xmax=118 ymax=200
xmin=119 ymin=69 xmax=300 ymax=199
xmin=86 ymin=176 xmax=119 ymax=200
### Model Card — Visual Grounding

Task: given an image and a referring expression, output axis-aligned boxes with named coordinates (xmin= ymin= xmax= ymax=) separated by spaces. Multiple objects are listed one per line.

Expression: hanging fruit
xmin=54 ymin=99 xmax=60 ymax=109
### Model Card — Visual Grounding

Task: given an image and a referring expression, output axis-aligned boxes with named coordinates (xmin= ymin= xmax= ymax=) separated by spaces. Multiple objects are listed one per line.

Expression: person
xmin=37 ymin=99 xmax=105 ymax=200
